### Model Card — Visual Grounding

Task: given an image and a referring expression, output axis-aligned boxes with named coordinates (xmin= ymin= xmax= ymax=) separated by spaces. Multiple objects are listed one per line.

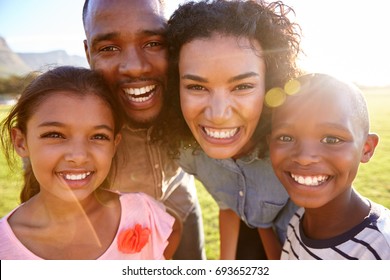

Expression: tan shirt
xmin=111 ymin=126 xmax=196 ymax=221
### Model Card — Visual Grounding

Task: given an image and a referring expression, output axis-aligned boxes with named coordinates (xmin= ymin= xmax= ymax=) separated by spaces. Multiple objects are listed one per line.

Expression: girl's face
xmin=13 ymin=92 xmax=121 ymax=203
xmin=179 ymin=34 xmax=266 ymax=159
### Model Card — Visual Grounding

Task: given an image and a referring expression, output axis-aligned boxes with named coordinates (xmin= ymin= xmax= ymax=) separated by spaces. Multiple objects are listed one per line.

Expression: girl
xmin=163 ymin=0 xmax=302 ymax=259
xmin=0 ymin=66 xmax=174 ymax=260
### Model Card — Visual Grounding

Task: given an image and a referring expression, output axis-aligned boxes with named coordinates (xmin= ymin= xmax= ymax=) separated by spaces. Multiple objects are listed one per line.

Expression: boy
xmin=269 ymin=73 xmax=390 ymax=259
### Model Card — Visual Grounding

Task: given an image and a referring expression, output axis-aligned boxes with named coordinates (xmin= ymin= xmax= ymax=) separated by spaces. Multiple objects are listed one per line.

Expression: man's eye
xmin=321 ymin=136 xmax=341 ymax=144
xmin=145 ymin=41 xmax=164 ymax=48
xmin=100 ymin=46 xmax=119 ymax=52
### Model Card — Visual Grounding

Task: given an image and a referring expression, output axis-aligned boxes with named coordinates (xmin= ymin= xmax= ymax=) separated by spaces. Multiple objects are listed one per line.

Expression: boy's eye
xmin=278 ymin=135 xmax=293 ymax=142
xmin=321 ymin=136 xmax=341 ymax=144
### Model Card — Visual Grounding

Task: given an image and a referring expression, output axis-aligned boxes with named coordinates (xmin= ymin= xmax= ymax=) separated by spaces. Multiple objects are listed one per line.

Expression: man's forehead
xmin=86 ymin=0 xmax=165 ymax=21
xmin=85 ymin=0 xmax=166 ymax=35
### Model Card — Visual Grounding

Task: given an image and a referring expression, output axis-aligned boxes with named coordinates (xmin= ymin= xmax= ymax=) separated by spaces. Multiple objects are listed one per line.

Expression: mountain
xmin=0 ymin=36 xmax=89 ymax=78
xmin=0 ymin=37 xmax=31 ymax=77
xmin=18 ymin=50 xmax=89 ymax=72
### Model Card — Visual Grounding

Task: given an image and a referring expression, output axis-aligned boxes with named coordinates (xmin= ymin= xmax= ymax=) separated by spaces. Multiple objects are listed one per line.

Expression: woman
xmin=163 ymin=0 xmax=302 ymax=259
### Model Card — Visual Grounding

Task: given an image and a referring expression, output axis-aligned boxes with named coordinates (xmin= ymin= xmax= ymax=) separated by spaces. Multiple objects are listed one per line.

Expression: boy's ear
xmin=11 ymin=128 xmax=29 ymax=158
xmin=361 ymin=133 xmax=379 ymax=163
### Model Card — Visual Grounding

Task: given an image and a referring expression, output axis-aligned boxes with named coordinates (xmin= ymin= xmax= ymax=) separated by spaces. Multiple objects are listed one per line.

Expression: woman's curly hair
xmin=158 ymin=0 xmax=302 ymax=158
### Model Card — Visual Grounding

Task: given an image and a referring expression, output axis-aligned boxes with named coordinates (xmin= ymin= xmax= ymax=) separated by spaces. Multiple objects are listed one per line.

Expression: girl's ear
xmin=11 ymin=128 xmax=29 ymax=158
xmin=361 ymin=133 xmax=379 ymax=163
xmin=114 ymin=133 xmax=122 ymax=152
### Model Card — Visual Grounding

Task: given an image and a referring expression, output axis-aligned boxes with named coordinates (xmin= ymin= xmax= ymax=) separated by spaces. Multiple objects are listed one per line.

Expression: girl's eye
xmin=278 ymin=135 xmax=293 ymax=142
xmin=92 ymin=134 xmax=110 ymax=141
xmin=321 ymin=136 xmax=341 ymax=144
xmin=40 ymin=132 xmax=64 ymax=139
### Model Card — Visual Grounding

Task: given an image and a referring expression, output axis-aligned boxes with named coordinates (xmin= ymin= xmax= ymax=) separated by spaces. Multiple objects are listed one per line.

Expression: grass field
xmin=0 ymin=87 xmax=389 ymax=260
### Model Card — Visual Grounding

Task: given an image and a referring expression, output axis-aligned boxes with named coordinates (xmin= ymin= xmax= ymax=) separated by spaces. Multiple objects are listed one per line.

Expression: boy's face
xmin=269 ymin=86 xmax=377 ymax=209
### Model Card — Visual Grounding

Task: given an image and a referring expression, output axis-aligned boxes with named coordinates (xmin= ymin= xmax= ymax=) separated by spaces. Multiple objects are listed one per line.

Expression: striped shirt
xmin=281 ymin=202 xmax=390 ymax=260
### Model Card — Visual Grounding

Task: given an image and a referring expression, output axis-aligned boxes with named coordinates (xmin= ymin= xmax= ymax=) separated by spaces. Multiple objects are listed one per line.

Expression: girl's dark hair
xmin=161 ymin=0 xmax=302 ymax=157
xmin=0 ymin=66 xmax=125 ymax=202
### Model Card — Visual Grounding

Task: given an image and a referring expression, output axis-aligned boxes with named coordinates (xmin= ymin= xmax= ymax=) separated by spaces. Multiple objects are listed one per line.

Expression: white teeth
xmin=204 ymin=127 xmax=238 ymax=139
xmin=124 ymin=85 xmax=156 ymax=103
xmin=124 ymin=85 xmax=156 ymax=96
xmin=129 ymin=92 xmax=154 ymax=103
xmin=63 ymin=172 xmax=91 ymax=181
xmin=290 ymin=173 xmax=329 ymax=186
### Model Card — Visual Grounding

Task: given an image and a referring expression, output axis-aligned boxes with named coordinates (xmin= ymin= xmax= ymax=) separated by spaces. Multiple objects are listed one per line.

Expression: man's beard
xmin=125 ymin=113 xmax=159 ymax=129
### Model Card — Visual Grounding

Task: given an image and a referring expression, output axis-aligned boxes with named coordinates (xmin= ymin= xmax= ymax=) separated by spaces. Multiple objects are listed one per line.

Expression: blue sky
xmin=1 ymin=0 xmax=390 ymax=86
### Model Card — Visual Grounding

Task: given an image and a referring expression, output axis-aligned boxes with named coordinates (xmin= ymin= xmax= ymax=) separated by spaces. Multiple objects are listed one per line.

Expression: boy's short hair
xmin=279 ymin=73 xmax=370 ymax=135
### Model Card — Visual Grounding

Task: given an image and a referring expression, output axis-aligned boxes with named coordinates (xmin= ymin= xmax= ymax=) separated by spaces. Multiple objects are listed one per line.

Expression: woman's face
xmin=179 ymin=34 xmax=266 ymax=159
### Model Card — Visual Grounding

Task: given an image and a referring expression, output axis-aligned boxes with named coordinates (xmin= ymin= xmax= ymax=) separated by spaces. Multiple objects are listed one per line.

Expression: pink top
xmin=0 ymin=192 xmax=174 ymax=260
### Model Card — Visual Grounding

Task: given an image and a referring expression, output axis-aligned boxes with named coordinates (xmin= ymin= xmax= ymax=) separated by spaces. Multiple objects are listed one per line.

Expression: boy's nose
xmin=292 ymin=141 xmax=320 ymax=166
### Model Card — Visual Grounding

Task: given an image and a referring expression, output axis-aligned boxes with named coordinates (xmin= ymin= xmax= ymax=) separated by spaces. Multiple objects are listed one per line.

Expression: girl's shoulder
xmin=119 ymin=192 xmax=167 ymax=213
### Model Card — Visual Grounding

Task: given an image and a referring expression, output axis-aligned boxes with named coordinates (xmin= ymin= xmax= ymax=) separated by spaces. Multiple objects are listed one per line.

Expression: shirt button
xmin=239 ymin=191 xmax=244 ymax=197
xmin=154 ymin=164 xmax=159 ymax=169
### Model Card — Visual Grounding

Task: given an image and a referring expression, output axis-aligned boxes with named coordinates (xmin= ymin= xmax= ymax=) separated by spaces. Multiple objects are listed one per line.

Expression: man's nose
xmin=119 ymin=47 xmax=152 ymax=77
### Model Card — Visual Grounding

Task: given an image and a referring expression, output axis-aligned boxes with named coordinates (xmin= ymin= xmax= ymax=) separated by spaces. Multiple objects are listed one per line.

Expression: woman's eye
xmin=278 ymin=135 xmax=293 ymax=142
xmin=234 ymin=84 xmax=253 ymax=90
xmin=321 ymin=136 xmax=341 ymax=144
xmin=186 ymin=84 xmax=206 ymax=91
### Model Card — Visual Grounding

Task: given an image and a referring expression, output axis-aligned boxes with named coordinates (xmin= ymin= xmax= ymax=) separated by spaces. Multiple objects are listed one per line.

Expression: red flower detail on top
xmin=117 ymin=224 xmax=151 ymax=254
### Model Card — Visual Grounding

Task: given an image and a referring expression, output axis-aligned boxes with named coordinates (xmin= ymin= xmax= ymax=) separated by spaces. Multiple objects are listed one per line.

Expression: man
xmin=82 ymin=0 xmax=205 ymax=259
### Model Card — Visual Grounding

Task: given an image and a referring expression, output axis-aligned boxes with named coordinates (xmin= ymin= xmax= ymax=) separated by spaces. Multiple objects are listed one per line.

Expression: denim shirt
xmin=179 ymin=147 xmax=298 ymax=241
xmin=110 ymin=126 xmax=197 ymax=221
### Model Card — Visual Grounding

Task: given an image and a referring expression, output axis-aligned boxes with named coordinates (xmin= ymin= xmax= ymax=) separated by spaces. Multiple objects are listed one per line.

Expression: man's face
xmin=83 ymin=0 xmax=167 ymax=127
